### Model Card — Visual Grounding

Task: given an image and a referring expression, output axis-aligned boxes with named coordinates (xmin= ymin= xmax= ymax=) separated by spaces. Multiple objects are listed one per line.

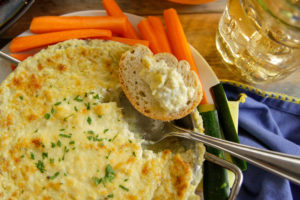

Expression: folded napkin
xmin=222 ymin=80 xmax=300 ymax=200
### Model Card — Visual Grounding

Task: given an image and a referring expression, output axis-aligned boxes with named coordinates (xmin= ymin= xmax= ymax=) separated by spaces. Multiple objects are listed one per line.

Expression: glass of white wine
xmin=216 ymin=0 xmax=300 ymax=83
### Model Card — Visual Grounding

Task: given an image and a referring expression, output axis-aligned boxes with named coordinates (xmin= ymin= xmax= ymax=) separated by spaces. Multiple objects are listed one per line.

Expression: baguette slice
xmin=119 ymin=45 xmax=202 ymax=121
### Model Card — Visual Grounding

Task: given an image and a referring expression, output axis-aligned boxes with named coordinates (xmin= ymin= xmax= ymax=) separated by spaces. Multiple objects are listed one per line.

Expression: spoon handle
xmin=0 ymin=51 xmax=20 ymax=66
xmin=172 ymin=125 xmax=300 ymax=185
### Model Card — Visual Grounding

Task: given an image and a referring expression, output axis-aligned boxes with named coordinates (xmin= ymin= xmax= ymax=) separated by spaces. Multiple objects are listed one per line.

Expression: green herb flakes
xmin=19 ymin=96 xmax=23 ymax=100
xmin=51 ymin=142 xmax=56 ymax=148
xmin=51 ymin=107 xmax=55 ymax=114
xmin=50 ymin=158 xmax=54 ymax=163
xmin=42 ymin=152 xmax=48 ymax=159
xmin=92 ymin=177 xmax=102 ymax=186
xmin=107 ymin=194 xmax=114 ymax=198
xmin=59 ymin=133 xmax=72 ymax=138
xmin=69 ymin=141 xmax=75 ymax=145
xmin=87 ymin=117 xmax=92 ymax=125
xmin=36 ymin=160 xmax=45 ymax=173
xmin=57 ymin=140 xmax=62 ymax=147
xmin=132 ymin=152 xmax=136 ymax=157
xmin=74 ymin=95 xmax=83 ymax=102
xmin=49 ymin=172 xmax=60 ymax=180
xmin=103 ymin=129 xmax=109 ymax=133
xmin=30 ymin=152 xmax=35 ymax=160
xmin=74 ymin=106 xmax=78 ymax=112
xmin=85 ymin=102 xmax=91 ymax=110
xmin=93 ymin=94 xmax=100 ymax=99
xmin=54 ymin=101 xmax=62 ymax=106
xmin=119 ymin=185 xmax=129 ymax=191
xmin=44 ymin=113 xmax=50 ymax=120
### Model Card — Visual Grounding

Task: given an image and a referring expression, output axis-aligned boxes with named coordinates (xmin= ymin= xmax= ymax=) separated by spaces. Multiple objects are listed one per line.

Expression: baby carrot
xmin=10 ymin=29 xmax=112 ymax=53
xmin=110 ymin=36 xmax=149 ymax=47
xmin=147 ymin=16 xmax=172 ymax=53
xmin=30 ymin=16 xmax=127 ymax=34
xmin=137 ymin=19 xmax=161 ymax=54
xmin=102 ymin=0 xmax=140 ymax=39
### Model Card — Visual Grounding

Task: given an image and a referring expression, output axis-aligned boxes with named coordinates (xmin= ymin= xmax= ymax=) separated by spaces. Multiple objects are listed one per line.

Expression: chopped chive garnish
xmin=93 ymin=94 xmax=100 ymax=99
xmin=59 ymin=133 xmax=72 ymax=138
xmin=74 ymin=95 xmax=83 ymax=102
xmin=50 ymin=158 xmax=54 ymax=163
xmin=107 ymin=194 xmax=114 ymax=198
xmin=74 ymin=106 xmax=78 ymax=112
xmin=34 ymin=129 xmax=39 ymax=133
xmin=44 ymin=113 xmax=50 ymax=120
xmin=36 ymin=160 xmax=45 ymax=173
xmin=42 ymin=152 xmax=48 ymax=159
xmin=57 ymin=140 xmax=62 ymax=147
xmin=128 ymin=139 xmax=132 ymax=143
xmin=51 ymin=107 xmax=55 ymax=114
xmin=85 ymin=102 xmax=91 ymax=110
xmin=98 ymin=115 xmax=102 ymax=119
xmin=49 ymin=172 xmax=60 ymax=180
xmin=51 ymin=142 xmax=56 ymax=148
xmin=132 ymin=152 xmax=136 ymax=157
xmin=69 ymin=141 xmax=75 ymax=145
xmin=30 ymin=152 xmax=35 ymax=160
xmin=87 ymin=117 xmax=92 ymax=125
xmin=59 ymin=128 xmax=65 ymax=131
xmin=19 ymin=96 xmax=23 ymax=100
xmin=92 ymin=177 xmax=102 ymax=186
xmin=103 ymin=129 xmax=109 ymax=133
xmin=54 ymin=102 xmax=61 ymax=106
xmin=124 ymin=178 xmax=128 ymax=182
xmin=88 ymin=130 xmax=94 ymax=134
xmin=20 ymin=155 xmax=25 ymax=158
xmin=119 ymin=185 xmax=129 ymax=191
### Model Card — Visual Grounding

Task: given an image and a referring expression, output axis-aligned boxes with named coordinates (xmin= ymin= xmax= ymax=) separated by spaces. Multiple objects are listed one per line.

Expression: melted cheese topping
xmin=0 ymin=39 xmax=203 ymax=200
xmin=140 ymin=55 xmax=195 ymax=112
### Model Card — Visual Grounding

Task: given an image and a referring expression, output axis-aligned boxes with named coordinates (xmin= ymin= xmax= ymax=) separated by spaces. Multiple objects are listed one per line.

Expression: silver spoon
xmin=119 ymin=93 xmax=300 ymax=186
xmin=0 ymin=51 xmax=20 ymax=66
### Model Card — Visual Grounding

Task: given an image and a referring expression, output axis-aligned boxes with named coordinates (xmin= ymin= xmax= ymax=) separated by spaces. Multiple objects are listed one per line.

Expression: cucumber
xmin=199 ymin=106 xmax=230 ymax=200
xmin=211 ymin=83 xmax=247 ymax=171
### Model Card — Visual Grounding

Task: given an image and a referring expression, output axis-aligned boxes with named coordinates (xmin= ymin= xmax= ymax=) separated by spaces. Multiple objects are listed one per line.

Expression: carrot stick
xmin=147 ymin=16 xmax=172 ymax=53
xmin=110 ymin=36 xmax=149 ymax=47
xmin=164 ymin=8 xmax=208 ymax=104
xmin=10 ymin=29 xmax=112 ymax=53
xmin=30 ymin=16 xmax=127 ymax=34
xmin=137 ymin=19 xmax=161 ymax=54
xmin=10 ymin=54 xmax=33 ymax=70
xmin=102 ymin=0 xmax=140 ymax=39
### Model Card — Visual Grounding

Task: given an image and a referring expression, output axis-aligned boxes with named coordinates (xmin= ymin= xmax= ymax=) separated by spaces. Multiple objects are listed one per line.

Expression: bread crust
xmin=119 ymin=45 xmax=202 ymax=121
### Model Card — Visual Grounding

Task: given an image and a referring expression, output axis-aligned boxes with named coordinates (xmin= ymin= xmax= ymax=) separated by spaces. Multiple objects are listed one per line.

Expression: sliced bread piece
xmin=119 ymin=45 xmax=202 ymax=121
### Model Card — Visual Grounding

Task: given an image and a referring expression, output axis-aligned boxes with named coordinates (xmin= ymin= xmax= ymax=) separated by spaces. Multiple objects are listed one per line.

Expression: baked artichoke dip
xmin=0 ymin=39 xmax=204 ymax=200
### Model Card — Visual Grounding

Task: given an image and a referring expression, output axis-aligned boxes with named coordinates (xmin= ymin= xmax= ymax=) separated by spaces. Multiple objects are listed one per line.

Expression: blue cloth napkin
xmin=222 ymin=81 xmax=300 ymax=200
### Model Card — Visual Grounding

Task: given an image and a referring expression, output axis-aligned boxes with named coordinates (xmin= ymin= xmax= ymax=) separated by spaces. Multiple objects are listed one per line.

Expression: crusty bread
xmin=119 ymin=45 xmax=203 ymax=121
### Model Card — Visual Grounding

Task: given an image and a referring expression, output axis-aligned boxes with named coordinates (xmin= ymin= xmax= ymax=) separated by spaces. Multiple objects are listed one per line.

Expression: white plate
xmin=0 ymin=10 xmax=219 ymax=104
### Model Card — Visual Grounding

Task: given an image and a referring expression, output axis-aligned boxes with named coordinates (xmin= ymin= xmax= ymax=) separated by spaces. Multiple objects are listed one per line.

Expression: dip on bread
xmin=119 ymin=45 xmax=202 ymax=121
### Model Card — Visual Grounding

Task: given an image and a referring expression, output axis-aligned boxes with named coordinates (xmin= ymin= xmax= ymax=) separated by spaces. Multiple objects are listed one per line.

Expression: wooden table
xmin=1 ymin=0 xmax=300 ymax=99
